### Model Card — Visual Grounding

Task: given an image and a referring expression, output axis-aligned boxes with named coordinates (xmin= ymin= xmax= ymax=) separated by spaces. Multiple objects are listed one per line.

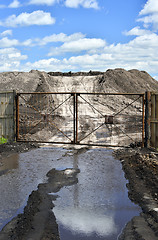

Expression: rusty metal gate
xmin=150 ymin=92 xmax=158 ymax=149
xmin=16 ymin=92 xmax=145 ymax=147
xmin=0 ymin=91 xmax=16 ymax=141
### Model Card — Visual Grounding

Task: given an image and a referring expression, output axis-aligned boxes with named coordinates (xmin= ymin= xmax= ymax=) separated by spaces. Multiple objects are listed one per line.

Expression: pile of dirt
xmin=99 ymin=69 xmax=158 ymax=93
xmin=28 ymin=73 xmax=54 ymax=112
xmin=114 ymin=148 xmax=158 ymax=240
xmin=0 ymin=68 xmax=158 ymax=93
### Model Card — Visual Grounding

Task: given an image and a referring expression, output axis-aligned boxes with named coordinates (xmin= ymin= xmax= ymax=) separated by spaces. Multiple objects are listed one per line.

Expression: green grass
xmin=0 ymin=136 xmax=8 ymax=144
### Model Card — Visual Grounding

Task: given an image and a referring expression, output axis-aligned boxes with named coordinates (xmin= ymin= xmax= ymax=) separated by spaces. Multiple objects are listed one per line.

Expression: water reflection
xmin=54 ymin=206 xmax=117 ymax=237
xmin=0 ymin=148 xmax=67 ymax=231
xmin=0 ymin=154 xmax=19 ymax=176
xmin=53 ymin=148 xmax=140 ymax=239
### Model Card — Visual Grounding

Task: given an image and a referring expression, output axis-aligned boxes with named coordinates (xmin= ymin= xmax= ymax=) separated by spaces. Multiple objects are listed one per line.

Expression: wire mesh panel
xmin=150 ymin=93 xmax=158 ymax=149
xmin=17 ymin=92 xmax=144 ymax=147
xmin=76 ymin=93 xmax=144 ymax=147
xmin=0 ymin=91 xmax=15 ymax=141
xmin=17 ymin=93 xmax=74 ymax=143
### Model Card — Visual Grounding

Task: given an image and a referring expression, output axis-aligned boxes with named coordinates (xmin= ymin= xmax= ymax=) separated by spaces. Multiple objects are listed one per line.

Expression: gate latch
xmin=105 ymin=115 xmax=114 ymax=124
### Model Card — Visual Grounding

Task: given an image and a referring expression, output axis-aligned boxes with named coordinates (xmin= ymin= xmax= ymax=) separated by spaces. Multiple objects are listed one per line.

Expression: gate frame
xmin=0 ymin=90 xmax=16 ymax=141
xmin=145 ymin=91 xmax=158 ymax=150
xmin=15 ymin=92 xmax=145 ymax=147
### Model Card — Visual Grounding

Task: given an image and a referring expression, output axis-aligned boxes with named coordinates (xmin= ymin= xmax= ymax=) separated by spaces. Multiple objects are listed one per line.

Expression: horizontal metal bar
xmin=0 ymin=115 xmax=13 ymax=119
xmin=17 ymin=92 xmax=145 ymax=96
xmin=78 ymin=92 xmax=145 ymax=96
xmin=150 ymin=120 xmax=158 ymax=123
xmin=17 ymin=139 xmax=130 ymax=148
xmin=0 ymin=91 xmax=15 ymax=94
xmin=18 ymin=92 xmax=73 ymax=95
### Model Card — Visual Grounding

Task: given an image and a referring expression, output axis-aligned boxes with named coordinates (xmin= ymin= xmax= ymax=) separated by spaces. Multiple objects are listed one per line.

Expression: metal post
xmin=156 ymin=94 xmax=158 ymax=149
xmin=75 ymin=93 xmax=78 ymax=143
xmin=73 ymin=93 xmax=76 ymax=144
xmin=145 ymin=91 xmax=151 ymax=148
xmin=13 ymin=90 xmax=16 ymax=141
xmin=142 ymin=94 xmax=145 ymax=147
xmin=16 ymin=93 xmax=20 ymax=141
xmin=151 ymin=94 xmax=156 ymax=148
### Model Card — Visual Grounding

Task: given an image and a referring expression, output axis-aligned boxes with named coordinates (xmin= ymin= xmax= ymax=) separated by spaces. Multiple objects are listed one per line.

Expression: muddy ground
xmin=115 ymin=147 xmax=158 ymax=240
xmin=0 ymin=142 xmax=158 ymax=240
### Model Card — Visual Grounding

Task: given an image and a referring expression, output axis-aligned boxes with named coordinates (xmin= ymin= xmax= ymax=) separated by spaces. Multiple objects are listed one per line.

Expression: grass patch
xmin=0 ymin=136 xmax=8 ymax=144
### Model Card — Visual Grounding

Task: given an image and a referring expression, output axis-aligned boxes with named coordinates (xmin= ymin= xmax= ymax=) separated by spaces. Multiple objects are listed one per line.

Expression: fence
xmin=150 ymin=92 xmax=158 ymax=149
xmin=16 ymin=92 xmax=145 ymax=147
xmin=0 ymin=91 xmax=16 ymax=141
xmin=1 ymin=90 xmax=157 ymax=149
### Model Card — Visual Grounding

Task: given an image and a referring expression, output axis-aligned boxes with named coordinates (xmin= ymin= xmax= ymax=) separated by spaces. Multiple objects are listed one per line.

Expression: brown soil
xmin=0 ymin=142 xmax=38 ymax=160
xmin=114 ymin=147 xmax=158 ymax=240
xmin=0 ymin=68 xmax=158 ymax=93
xmin=0 ymin=144 xmax=80 ymax=240
xmin=0 ymin=143 xmax=158 ymax=240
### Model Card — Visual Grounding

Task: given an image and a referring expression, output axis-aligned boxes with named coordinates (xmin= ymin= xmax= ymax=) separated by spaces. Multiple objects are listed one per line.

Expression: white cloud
xmin=137 ymin=13 xmax=158 ymax=30
xmin=124 ymin=26 xmax=152 ymax=36
xmin=21 ymin=39 xmax=33 ymax=46
xmin=38 ymin=32 xmax=85 ymax=45
xmin=0 ymin=48 xmax=27 ymax=72
xmin=0 ymin=30 xmax=13 ymax=37
xmin=25 ymin=58 xmax=67 ymax=72
xmin=64 ymin=0 xmax=99 ymax=9
xmin=0 ymin=37 xmax=19 ymax=48
xmin=137 ymin=0 xmax=158 ymax=30
xmin=0 ymin=10 xmax=55 ymax=27
xmin=8 ymin=0 xmax=21 ymax=8
xmin=48 ymin=38 xmax=106 ymax=55
xmin=29 ymin=0 xmax=59 ymax=6
xmin=22 ymin=30 xmax=158 ymax=76
xmin=139 ymin=0 xmax=158 ymax=15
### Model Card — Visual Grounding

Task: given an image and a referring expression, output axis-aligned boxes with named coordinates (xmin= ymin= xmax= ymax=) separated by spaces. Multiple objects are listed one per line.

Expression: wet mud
xmin=115 ymin=148 xmax=158 ymax=240
xmin=0 ymin=143 xmax=158 ymax=240
xmin=0 ymin=166 xmax=79 ymax=240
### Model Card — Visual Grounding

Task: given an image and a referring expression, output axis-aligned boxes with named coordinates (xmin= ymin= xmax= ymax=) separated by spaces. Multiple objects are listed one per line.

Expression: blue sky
xmin=1 ymin=0 xmax=158 ymax=79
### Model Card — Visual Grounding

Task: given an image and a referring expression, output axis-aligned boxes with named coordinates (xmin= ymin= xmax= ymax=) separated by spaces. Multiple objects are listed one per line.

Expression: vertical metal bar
xmin=16 ymin=93 xmax=20 ymax=141
xmin=142 ymin=94 xmax=145 ymax=147
xmin=73 ymin=93 xmax=76 ymax=144
xmin=151 ymin=94 xmax=156 ymax=148
xmin=156 ymin=94 xmax=158 ymax=149
xmin=145 ymin=91 xmax=151 ymax=148
xmin=76 ymin=93 xmax=78 ymax=143
xmin=13 ymin=90 xmax=16 ymax=141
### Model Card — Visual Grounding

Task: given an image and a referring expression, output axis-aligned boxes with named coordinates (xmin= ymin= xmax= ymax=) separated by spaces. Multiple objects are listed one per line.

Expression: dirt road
xmin=0 ymin=142 xmax=158 ymax=240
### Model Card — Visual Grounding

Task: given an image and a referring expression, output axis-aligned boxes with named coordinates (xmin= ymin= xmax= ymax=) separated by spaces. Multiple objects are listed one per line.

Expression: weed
xmin=0 ymin=136 xmax=8 ymax=144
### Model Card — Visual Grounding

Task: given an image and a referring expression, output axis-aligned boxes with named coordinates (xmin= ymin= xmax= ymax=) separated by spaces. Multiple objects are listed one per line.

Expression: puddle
xmin=0 ymin=154 xmax=19 ymax=176
xmin=0 ymin=147 xmax=141 ymax=239
xmin=52 ymin=149 xmax=141 ymax=239
xmin=0 ymin=147 xmax=67 ymax=230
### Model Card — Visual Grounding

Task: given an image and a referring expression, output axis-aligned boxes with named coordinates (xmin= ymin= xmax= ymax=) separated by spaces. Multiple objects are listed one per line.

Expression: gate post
xmin=16 ymin=93 xmax=20 ymax=141
xmin=145 ymin=91 xmax=151 ymax=148
xmin=73 ymin=93 xmax=76 ymax=144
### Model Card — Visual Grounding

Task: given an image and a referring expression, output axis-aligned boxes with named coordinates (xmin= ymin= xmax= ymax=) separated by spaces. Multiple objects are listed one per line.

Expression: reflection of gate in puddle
xmin=0 ymin=154 xmax=19 ymax=176
xmin=16 ymin=92 xmax=145 ymax=147
xmin=53 ymin=149 xmax=141 ymax=239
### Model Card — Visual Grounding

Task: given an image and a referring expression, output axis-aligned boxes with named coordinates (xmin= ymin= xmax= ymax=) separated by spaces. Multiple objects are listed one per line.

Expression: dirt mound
xmin=98 ymin=69 xmax=158 ymax=93
xmin=0 ymin=68 xmax=158 ymax=93
xmin=28 ymin=72 xmax=54 ymax=112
